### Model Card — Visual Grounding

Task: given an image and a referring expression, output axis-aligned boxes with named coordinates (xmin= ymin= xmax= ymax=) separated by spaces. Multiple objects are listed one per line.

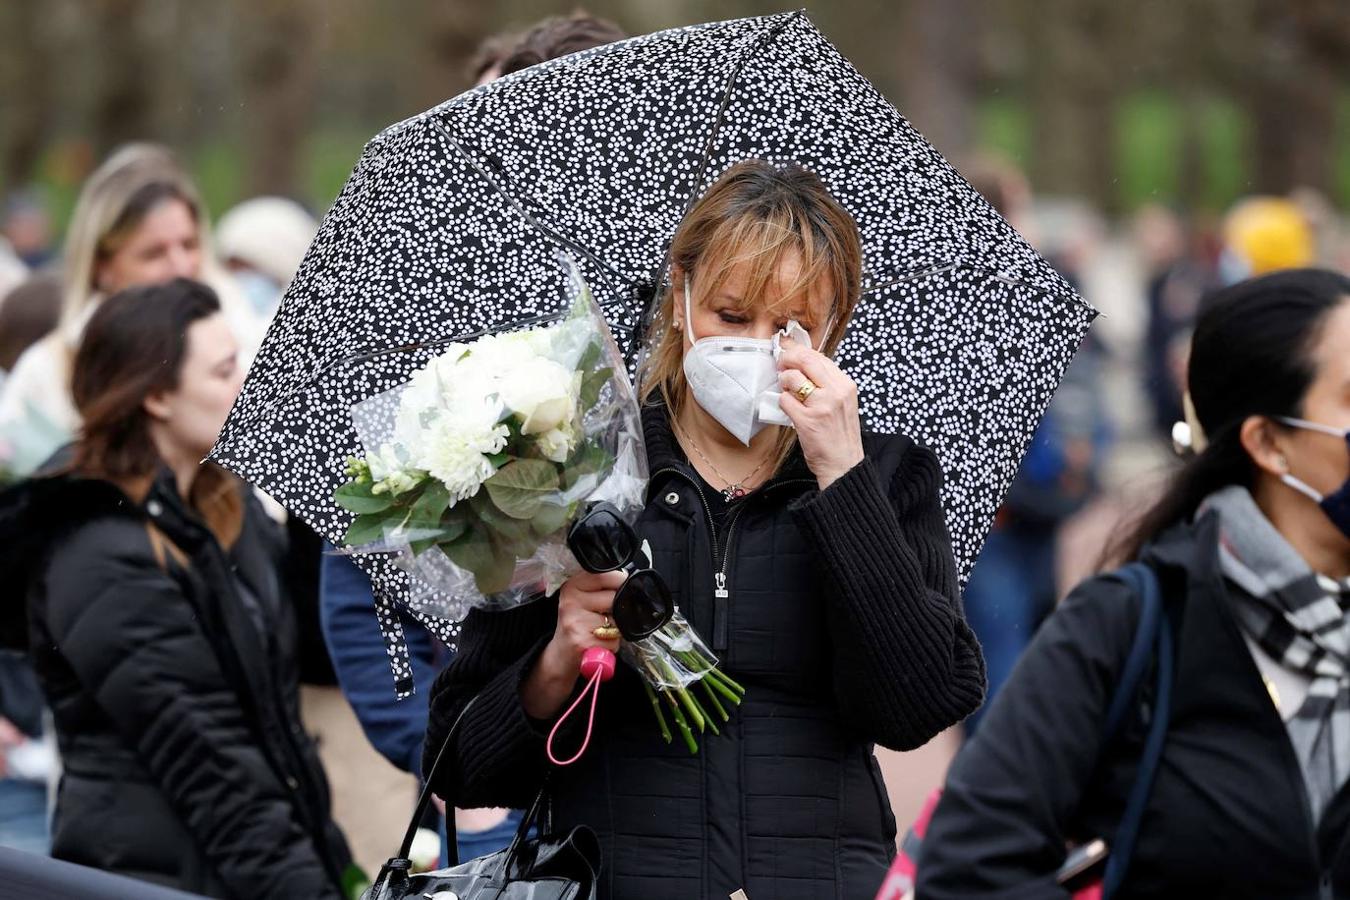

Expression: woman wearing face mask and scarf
xmin=422 ymin=160 xmax=986 ymax=900
xmin=918 ymin=268 xmax=1350 ymax=899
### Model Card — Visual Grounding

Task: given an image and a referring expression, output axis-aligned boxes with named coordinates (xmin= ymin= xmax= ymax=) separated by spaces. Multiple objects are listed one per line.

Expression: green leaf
xmin=485 ymin=458 xmax=560 ymax=519
xmin=577 ymin=340 xmax=602 ymax=374
xmin=531 ymin=500 xmax=570 ymax=537
xmin=562 ymin=442 xmax=613 ymax=491
xmin=441 ymin=528 xmax=516 ymax=595
xmin=469 ymin=492 xmax=533 ymax=541
xmin=343 ymin=512 xmax=393 ymax=547
xmin=580 ymin=366 xmax=613 ymax=411
xmin=407 ymin=480 xmax=451 ymax=529
xmin=486 ymin=451 xmax=510 ymax=469
xmin=334 ymin=480 xmax=396 ymax=515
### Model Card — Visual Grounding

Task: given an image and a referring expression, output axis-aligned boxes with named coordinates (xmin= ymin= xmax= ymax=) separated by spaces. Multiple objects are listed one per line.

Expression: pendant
xmin=724 ymin=484 xmax=746 ymax=501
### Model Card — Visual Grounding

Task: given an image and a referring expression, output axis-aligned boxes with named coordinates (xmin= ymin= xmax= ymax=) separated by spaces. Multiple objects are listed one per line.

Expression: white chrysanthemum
xmin=412 ymin=397 xmax=510 ymax=503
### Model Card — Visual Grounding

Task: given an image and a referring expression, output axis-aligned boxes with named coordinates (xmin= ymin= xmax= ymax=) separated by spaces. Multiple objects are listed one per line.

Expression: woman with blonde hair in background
xmin=0 ymin=143 xmax=259 ymax=474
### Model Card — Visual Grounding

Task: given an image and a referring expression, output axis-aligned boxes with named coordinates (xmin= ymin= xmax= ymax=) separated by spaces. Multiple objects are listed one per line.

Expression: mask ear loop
xmin=1273 ymin=415 xmax=1350 ymax=504
xmin=1281 ymin=472 xmax=1327 ymax=504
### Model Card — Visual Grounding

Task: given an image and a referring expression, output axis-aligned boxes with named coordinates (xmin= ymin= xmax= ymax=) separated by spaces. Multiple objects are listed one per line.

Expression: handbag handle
xmin=395 ymin=693 xmax=479 ymax=861
xmin=395 ymin=693 xmax=551 ymax=867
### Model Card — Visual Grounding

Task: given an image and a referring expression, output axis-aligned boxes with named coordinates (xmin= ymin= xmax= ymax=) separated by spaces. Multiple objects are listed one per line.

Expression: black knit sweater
xmin=422 ymin=402 xmax=985 ymax=898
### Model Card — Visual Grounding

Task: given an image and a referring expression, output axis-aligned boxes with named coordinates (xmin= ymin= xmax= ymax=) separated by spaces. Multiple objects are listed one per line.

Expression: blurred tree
xmin=90 ymin=0 xmax=160 ymax=158
xmin=0 ymin=1 xmax=56 ymax=188
xmin=1021 ymin=0 xmax=1120 ymax=210
xmin=234 ymin=0 xmax=322 ymax=197
xmin=415 ymin=0 xmax=495 ymax=111
xmin=895 ymin=0 xmax=979 ymax=161
xmin=1240 ymin=0 xmax=1350 ymax=195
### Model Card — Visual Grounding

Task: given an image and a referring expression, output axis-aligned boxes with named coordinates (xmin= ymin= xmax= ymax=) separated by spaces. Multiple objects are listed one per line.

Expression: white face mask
xmin=680 ymin=278 xmax=829 ymax=446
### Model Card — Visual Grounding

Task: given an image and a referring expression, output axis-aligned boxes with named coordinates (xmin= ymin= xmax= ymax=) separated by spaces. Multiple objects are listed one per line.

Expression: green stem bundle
xmin=634 ymin=639 xmax=745 ymax=755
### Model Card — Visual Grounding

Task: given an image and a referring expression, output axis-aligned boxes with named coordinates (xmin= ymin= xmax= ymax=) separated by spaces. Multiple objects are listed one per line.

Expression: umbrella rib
xmin=861 ymin=261 xmax=1098 ymax=316
xmin=638 ymin=10 xmax=804 ymax=327
xmin=428 ymin=117 xmax=629 ymax=297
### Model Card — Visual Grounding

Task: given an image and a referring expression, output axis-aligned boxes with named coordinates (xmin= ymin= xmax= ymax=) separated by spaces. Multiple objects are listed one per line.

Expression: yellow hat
xmin=1223 ymin=197 xmax=1314 ymax=275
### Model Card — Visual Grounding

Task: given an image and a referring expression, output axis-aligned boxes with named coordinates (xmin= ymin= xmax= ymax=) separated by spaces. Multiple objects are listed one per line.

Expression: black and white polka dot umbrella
xmin=210 ymin=11 xmax=1095 ymax=694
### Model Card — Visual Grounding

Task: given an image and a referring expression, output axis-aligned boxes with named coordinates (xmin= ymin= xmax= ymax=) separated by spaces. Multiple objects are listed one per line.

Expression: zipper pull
xmin=713 ymin=573 xmax=730 ymax=651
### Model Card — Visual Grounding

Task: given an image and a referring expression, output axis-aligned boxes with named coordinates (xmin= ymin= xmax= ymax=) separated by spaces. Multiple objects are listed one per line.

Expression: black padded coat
xmin=918 ymin=513 xmax=1350 ymax=899
xmin=2 ymin=468 xmax=351 ymax=899
xmin=424 ymin=403 xmax=986 ymax=900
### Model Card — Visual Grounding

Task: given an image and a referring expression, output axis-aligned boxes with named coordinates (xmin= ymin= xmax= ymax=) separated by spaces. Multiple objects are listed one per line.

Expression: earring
xmin=672 ymin=320 xmax=682 ymax=331
xmin=1277 ymin=454 xmax=1290 ymax=472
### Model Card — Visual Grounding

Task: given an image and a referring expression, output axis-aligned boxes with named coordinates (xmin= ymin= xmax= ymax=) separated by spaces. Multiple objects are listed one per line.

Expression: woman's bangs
xmin=698 ymin=216 xmax=840 ymax=329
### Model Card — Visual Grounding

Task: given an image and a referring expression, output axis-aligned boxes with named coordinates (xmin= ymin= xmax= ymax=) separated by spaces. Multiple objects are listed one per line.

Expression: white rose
xmin=536 ymin=425 xmax=576 ymax=463
xmin=499 ymin=358 xmax=579 ymax=435
xmin=461 ymin=333 xmax=536 ymax=379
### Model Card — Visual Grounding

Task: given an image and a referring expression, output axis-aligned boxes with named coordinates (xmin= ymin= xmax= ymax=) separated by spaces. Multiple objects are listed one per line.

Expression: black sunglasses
xmin=566 ymin=502 xmax=673 ymax=641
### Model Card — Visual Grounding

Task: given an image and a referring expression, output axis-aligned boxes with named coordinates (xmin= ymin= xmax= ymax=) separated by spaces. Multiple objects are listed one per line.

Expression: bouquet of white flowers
xmin=334 ymin=258 xmax=646 ymax=621
xmin=336 ymin=257 xmax=743 ymax=758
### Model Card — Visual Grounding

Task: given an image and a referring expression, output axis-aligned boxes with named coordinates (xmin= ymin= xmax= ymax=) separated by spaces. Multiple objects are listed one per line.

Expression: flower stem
xmin=704 ymin=672 xmax=744 ymax=706
xmin=676 ymin=685 xmax=706 ymax=732
xmin=701 ymin=680 xmax=730 ymax=722
xmin=705 ymin=665 xmax=746 ymax=696
xmin=662 ymin=690 xmax=699 ymax=754
xmin=643 ymin=680 xmax=672 ymax=744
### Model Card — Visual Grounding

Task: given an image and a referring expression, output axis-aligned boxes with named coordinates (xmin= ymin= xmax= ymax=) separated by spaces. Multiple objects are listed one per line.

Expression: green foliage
xmin=1117 ymin=91 xmax=1181 ymax=209
xmin=580 ymin=366 xmax=613 ymax=411
xmin=334 ymin=480 xmax=395 ymax=514
xmin=485 ymin=458 xmax=561 ymax=519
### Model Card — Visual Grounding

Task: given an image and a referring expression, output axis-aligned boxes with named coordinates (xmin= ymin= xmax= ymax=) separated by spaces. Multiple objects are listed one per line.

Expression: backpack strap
xmin=1101 ymin=561 xmax=1175 ymax=899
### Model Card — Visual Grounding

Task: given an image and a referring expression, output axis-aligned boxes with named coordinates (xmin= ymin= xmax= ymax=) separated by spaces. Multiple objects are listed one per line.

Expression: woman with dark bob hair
xmin=423 ymin=160 xmax=986 ymax=900
xmin=0 ymin=279 xmax=352 ymax=899
xmin=919 ymin=268 xmax=1350 ymax=898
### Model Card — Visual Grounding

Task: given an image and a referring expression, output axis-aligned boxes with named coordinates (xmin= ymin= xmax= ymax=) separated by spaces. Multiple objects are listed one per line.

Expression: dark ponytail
xmin=1108 ymin=268 xmax=1350 ymax=565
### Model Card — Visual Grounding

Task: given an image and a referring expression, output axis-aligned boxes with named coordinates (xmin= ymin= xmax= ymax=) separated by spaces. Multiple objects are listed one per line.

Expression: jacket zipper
xmin=652 ymin=466 xmax=814 ymax=650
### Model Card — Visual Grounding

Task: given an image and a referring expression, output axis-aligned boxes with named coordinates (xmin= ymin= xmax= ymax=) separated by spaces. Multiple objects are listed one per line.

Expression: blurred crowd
xmin=1 ymin=8 xmax=1348 ymax=899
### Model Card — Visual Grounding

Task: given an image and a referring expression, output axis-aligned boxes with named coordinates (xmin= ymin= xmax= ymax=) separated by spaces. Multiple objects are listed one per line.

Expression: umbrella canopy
xmin=211 ymin=11 xmax=1095 ymax=693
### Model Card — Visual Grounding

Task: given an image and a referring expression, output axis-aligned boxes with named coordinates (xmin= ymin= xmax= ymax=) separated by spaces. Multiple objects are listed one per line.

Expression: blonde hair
xmin=638 ymin=160 xmax=863 ymax=475
xmin=59 ymin=143 xmax=206 ymax=338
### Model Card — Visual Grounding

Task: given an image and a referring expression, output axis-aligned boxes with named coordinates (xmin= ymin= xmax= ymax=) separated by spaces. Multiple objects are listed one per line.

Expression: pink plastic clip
xmin=546 ymin=647 xmax=616 ymax=766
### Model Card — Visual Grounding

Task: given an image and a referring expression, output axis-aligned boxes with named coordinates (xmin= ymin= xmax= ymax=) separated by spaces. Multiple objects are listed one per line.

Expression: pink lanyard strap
xmin=546 ymin=647 xmax=616 ymax=766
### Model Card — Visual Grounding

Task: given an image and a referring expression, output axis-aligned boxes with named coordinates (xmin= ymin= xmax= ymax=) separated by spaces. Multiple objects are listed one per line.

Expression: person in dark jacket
xmin=0 ymin=279 xmax=352 ymax=898
xmin=918 ymin=268 xmax=1350 ymax=899
xmin=423 ymin=160 xmax=986 ymax=900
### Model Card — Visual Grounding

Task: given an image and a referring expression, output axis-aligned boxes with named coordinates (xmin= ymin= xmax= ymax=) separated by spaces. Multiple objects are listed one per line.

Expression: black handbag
xmin=363 ymin=696 xmax=601 ymax=900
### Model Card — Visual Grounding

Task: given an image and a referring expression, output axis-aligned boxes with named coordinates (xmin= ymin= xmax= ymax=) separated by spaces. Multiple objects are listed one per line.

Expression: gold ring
xmin=592 ymin=625 xmax=621 ymax=641
xmin=796 ymin=380 xmax=817 ymax=402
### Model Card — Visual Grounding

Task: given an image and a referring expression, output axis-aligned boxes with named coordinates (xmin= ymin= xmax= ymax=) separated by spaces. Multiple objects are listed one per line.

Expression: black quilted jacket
xmin=1 ymin=467 xmax=351 ymax=899
xmin=424 ymin=402 xmax=986 ymax=900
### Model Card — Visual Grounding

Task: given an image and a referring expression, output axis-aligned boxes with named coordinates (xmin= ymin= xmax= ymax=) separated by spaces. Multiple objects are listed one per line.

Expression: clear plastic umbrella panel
xmin=209 ymin=11 xmax=1097 ymax=695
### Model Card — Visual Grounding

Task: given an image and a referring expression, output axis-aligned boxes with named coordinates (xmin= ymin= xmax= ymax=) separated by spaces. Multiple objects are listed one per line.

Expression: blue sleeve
xmin=318 ymin=543 xmax=440 ymax=776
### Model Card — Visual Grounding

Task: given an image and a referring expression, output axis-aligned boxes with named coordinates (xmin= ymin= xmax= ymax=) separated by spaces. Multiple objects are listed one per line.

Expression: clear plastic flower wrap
xmin=334 ymin=254 xmax=647 ymax=621
xmin=620 ymin=609 xmax=718 ymax=690
xmin=622 ymin=609 xmax=747 ymax=754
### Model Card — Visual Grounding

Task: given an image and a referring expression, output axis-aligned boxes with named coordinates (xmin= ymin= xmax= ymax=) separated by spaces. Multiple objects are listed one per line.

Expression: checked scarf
xmin=1202 ymin=485 xmax=1350 ymax=824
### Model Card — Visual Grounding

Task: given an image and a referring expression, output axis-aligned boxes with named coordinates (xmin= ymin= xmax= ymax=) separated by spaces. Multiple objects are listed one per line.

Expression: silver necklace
xmin=673 ymin=418 xmax=769 ymax=501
